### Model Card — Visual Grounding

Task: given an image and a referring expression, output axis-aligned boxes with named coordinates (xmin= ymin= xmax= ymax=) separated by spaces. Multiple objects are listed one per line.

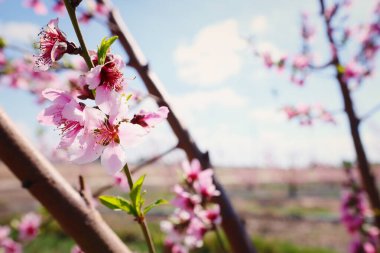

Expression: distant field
xmin=1 ymin=162 xmax=376 ymax=252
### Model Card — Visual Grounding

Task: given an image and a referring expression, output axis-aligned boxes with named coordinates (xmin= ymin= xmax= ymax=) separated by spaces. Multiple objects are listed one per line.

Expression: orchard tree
xmin=253 ymin=0 xmax=380 ymax=251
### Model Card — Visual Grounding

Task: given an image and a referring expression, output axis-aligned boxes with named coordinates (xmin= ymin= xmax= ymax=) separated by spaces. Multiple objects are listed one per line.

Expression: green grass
xmin=252 ymin=237 xmax=337 ymax=253
xmin=23 ymin=230 xmax=338 ymax=253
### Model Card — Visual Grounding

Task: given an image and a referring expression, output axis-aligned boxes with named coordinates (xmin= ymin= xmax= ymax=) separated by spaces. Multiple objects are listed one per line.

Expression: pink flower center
xmin=94 ymin=120 xmax=120 ymax=146
xmin=187 ymin=172 xmax=198 ymax=182
xmin=130 ymin=114 xmax=148 ymax=127
xmin=206 ymin=212 xmax=219 ymax=221
xmin=26 ymin=225 xmax=37 ymax=236
xmin=60 ymin=120 xmax=82 ymax=138
xmin=100 ymin=62 xmax=123 ymax=92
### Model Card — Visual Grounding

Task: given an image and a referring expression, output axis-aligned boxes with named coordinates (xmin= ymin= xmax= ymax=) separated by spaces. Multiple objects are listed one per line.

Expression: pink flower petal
xmin=118 ymin=123 xmax=147 ymax=147
xmin=70 ymin=134 xmax=104 ymax=164
xmin=86 ymin=65 xmax=102 ymax=89
xmin=51 ymin=41 xmax=67 ymax=62
xmin=95 ymin=85 xmax=113 ymax=115
xmin=101 ymin=143 xmax=126 ymax=175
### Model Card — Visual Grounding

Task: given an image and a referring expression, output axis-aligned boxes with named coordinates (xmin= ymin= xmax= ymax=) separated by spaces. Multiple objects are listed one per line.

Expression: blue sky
xmin=0 ymin=0 xmax=380 ymax=168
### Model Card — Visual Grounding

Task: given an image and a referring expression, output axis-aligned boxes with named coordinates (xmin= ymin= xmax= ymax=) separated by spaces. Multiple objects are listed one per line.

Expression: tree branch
xmin=0 ymin=108 xmax=131 ymax=253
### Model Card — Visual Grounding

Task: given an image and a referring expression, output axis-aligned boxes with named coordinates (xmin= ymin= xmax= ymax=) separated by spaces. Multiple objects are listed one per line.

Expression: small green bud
xmin=0 ymin=37 xmax=6 ymax=49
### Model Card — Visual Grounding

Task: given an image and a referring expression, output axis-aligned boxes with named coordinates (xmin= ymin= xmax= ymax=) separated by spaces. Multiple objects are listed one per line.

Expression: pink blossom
xmin=196 ymin=205 xmax=222 ymax=226
xmin=184 ymin=218 xmax=208 ymax=248
xmin=71 ymin=245 xmax=85 ymax=253
xmin=172 ymin=185 xmax=201 ymax=211
xmin=0 ymin=49 xmax=6 ymax=66
xmin=24 ymin=0 xmax=47 ymax=15
xmin=262 ymin=52 xmax=273 ymax=68
xmin=78 ymin=12 xmax=93 ymax=24
xmin=162 ymin=159 xmax=222 ymax=252
xmin=292 ymin=54 xmax=309 ymax=70
xmin=341 ymin=190 xmax=366 ymax=234
xmin=52 ymin=0 xmax=66 ymax=15
xmin=85 ymin=54 xmax=126 ymax=113
xmin=34 ymin=18 xmax=73 ymax=71
xmin=113 ymin=171 xmax=129 ymax=191
xmin=95 ymin=2 xmax=110 ymax=16
xmin=1 ymin=238 xmax=22 ymax=253
xmin=181 ymin=159 xmax=202 ymax=183
xmin=130 ymin=107 xmax=169 ymax=130
xmin=37 ymin=89 xmax=85 ymax=148
xmin=18 ymin=212 xmax=41 ymax=241
xmin=363 ymin=242 xmax=376 ymax=253
xmin=193 ymin=169 xmax=220 ymax=199
xmin=85 ymin=59 xmax=125 ymax=92
xmin=71 ymin=104 xmax=146 ymax=174
xmin=0 ymin=226 xmax=10 ymax=243
xmin=301 ymin=12 xmax=315 ymax=41
xmin=85 ymin=0 xmax=110 ymax=18
xmin=343 ymin=61 xmax=366 ymax=83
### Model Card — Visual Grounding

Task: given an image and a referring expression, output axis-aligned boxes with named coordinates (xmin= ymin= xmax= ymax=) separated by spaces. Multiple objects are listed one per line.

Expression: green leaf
xmin=99 ymin=195 xmax=136 ymax=215
xmin=97 ymin=36 xmax=118 ymax=65
xmin=143 ymin=199 xmax=168 ymax=215
xmin=129 ymin=175 xmax=146 ymax=216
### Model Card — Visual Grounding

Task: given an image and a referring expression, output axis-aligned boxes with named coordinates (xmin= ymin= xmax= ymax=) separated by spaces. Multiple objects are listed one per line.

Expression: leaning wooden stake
xmin=0 ymin=108 xmax=131 ymax=253
xmin=99 ymin=1 xmax=256 ymax=252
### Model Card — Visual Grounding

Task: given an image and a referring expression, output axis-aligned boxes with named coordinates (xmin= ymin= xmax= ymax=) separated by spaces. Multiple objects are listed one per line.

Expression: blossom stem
xmin=214 ymin=225 xmax=228 ymax=253
xmin=122 ymin=163 xmax=156 ymax=253
xmin=63 ymin=0 xmax=94 ymax=69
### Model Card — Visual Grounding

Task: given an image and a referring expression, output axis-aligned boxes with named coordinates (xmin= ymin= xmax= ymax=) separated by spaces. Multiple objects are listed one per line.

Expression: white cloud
xmin=249 ymin=107 xmax=285 ymax=124
xmin=171 ymin=88 xmax=247 ymax=124
xmin=250 ymin=15 xmax=268 ymax=34
xmin=0 ymin=22 xmax=40 ymax=44
xmin=174 ymin=19 xmax=245 ymax=86
xmin=173 ymin=87 xmax=247 ymax=110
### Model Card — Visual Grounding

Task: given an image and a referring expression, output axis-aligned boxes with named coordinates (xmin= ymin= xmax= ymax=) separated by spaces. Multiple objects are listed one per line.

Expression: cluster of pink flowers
xmin=24 ymin=0 xmax=47 ymax=15
xmin=0 ymin=56 xmax=65 ymax=103
xmin=36 ymin=19 xmax=169 ymax=174
xmin=301 ymin=12 xmax=316 ymax=42
xmin=341 ymin=168 xmax=379 ymax=253
xmin=77 ymin=0 xmax=110 ymax=24
xmin=260 ymin=51 xmax=287 ymax=71
xmin=161 ymin=159 xmax=222 ymax=253
xmin=22 ymin=0 xmax=110 ymax=22
xmin=290 ymin=53 xmax=312 ymax=86
xmin=255 ymin=12 xmax=315 ymax=86
xmin=0 ymin=212 xmax=41 ymax=253
xmin=257 ymin=50 xmax=312 ymax=86
xmin=34 ymin=18 xmax=80 ymax=71
xmin=282 ymin=104 xmax=335 ymax=126
xmin=355 ymin=2 xmax=380 ymax=75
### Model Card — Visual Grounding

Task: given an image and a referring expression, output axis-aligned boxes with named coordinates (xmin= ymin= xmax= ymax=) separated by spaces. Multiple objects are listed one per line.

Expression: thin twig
xmin=78 ymin=175 xmax=91 ymax=207
xmin=93 ymin=183 xmax=114 ymax=198
xmin=361 ymin=102 xmax=380 ymax=122
xmin=122 ymin=163 xmax=156 ymax=253
xmin=131 ymin=145 xmax=178 ymax=174
xmin=63 ymin=0 xmax=94 ymax=69
xmin=214 ymin=225 xmax=228 ymax=253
